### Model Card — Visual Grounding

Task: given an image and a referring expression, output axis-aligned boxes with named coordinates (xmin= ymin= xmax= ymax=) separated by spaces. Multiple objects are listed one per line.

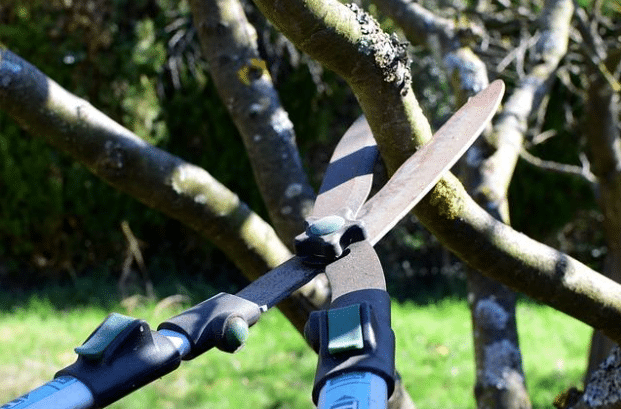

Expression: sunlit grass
xmin=0 ymin=295 xmax=591 ymax=408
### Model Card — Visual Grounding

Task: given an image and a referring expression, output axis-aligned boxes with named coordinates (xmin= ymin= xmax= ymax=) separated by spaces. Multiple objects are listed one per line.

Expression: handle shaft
xmin=317 ymin=372 xmax=387 ymax=409
xmin=2 ymin=331 xmax=191 ymax=409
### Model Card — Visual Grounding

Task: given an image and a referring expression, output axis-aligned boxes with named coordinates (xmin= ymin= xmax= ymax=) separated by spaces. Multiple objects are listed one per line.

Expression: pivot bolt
xmin=308 ymin=215 xmax=345 ymax=236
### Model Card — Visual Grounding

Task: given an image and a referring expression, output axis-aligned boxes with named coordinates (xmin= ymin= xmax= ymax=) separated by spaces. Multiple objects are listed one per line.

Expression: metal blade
xmin=325 ymin=241 xmax=385 ymax=302
xmin=311 ymin=115 xmax=378 ymax=219
xmin=235 ymin=256 xmax=323 ymax=308
xmin=359 ymin=79 xmax=505 ymax=244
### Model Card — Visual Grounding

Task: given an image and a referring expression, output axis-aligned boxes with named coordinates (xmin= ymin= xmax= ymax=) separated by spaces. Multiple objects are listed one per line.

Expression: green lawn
xmin=0 ymin=295 xmax=591 ymax=408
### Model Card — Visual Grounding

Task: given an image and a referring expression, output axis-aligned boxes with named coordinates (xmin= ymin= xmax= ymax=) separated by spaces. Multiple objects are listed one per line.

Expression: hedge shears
xmin=2 ymin=80 xmax=504 ymax=409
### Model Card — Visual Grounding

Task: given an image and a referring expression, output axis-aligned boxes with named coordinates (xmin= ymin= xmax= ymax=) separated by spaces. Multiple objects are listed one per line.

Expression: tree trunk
xmin=453 ymin=54 xmax=531 ymax=409
xmin=584 ymin=48 xmax=621 ymax=379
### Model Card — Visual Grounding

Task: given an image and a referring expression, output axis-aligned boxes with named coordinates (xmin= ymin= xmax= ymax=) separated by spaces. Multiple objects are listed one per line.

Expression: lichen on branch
xmin=346 ymin=3 xmax=411 ymax=95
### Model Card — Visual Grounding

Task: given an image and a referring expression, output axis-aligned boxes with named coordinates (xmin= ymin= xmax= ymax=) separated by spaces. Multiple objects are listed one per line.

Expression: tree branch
xmin=519 ymin=148 xmax=597 ymax=183
xmin=247 ymin=0 xmax=621 ymax=345
xmin=188 ymin=0 xmax=316 ymax=246
xmin=186 ymin=0 xmax=334 ymax=328
xmin=0 ymin=46 xmax=305 ymax=316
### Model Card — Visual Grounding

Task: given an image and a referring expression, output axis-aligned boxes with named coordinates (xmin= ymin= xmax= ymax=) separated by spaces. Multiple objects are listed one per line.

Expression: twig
xmin=119 ymin=220 xmax=154 ymax=298
xmin=496 ymin=31 xmax=540 ymax=76
xmin=520 ymin=149 xmax=597 ymax=183
xmin=573 ymin=4 xmax=621 ymax=92
xmin=529 ymin=129 xmax=558 ymax=146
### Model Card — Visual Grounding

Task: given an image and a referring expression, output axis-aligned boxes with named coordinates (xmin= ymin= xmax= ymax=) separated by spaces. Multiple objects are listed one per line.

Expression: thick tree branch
xmin=0 ymin=47 xmax=328 ymax=329
xmin=371 ymin=1 xmax=531 ymax=406
xmin=248 ymin=0 xmax=621 ymax=344
xmin=188 ymin=0 xmax=316 ymax=246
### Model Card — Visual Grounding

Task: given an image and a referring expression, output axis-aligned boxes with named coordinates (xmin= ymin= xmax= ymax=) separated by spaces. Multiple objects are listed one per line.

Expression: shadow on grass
xmin=2 ymin=263 xmax=556 ymax=315
xmin=0 ymin=271 xmax=243 ymax=313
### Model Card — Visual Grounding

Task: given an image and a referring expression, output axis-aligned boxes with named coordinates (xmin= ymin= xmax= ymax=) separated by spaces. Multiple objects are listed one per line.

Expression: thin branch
xmin=496 ymin=32 xmax=540 ymax=78
xmin=529 ymin=128 xmax=558 ymax=146
xmin=520 ymin=148 xmax=597 ymax=183
xmin=573 ymin=4 xmax=621 ymax=92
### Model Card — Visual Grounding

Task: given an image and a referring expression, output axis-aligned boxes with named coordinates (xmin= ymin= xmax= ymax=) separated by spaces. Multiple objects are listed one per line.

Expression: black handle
xmin=305 ymin=289 xmax=396 ymax=404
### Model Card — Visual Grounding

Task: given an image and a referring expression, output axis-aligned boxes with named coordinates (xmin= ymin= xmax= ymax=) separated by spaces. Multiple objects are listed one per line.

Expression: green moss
xmin=427 ymin=176 xmax=466 ymax=221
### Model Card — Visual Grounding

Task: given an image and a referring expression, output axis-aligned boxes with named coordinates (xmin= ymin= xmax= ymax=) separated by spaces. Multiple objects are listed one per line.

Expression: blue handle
xmin=0 ymin=376 xmax=94 ymax=409
xmin=317 ymin=372 xmax=387 ymax=409
xmin=1 ymin=330 xmax=192 ymax=409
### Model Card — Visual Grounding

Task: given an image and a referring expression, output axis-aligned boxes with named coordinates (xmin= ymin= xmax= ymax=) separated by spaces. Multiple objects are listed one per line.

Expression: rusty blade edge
xmin=311 ymin=115 xmax=378 ymax=219
xmin=360 ymin=79 xmax=506 ymax=245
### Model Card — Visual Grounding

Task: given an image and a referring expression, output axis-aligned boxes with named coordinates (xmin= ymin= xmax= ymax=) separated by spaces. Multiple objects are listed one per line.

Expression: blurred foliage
xmin=0 ymin=0 xmax=609 ymax=300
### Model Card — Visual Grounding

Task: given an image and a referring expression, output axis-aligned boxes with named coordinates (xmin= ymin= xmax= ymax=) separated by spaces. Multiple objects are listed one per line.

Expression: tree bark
xmin=566 ymin=346 xmax=621 ymax=409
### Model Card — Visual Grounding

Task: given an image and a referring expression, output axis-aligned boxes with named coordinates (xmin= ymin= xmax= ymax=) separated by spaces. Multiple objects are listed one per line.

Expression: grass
xmin=0 ymin=293 xmax=591 ymax=409
xmin=392 ymin=300 xmax=591 ymax=409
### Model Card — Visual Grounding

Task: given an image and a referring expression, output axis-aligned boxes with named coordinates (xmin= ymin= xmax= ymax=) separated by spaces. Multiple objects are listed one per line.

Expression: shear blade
xmin=311 ymin=116 xmax=378 ymax=219
xmin=246 ymin=80 xmax=504 ymax=309
xmin=359 ymin=79 xmax=505 ymax=244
